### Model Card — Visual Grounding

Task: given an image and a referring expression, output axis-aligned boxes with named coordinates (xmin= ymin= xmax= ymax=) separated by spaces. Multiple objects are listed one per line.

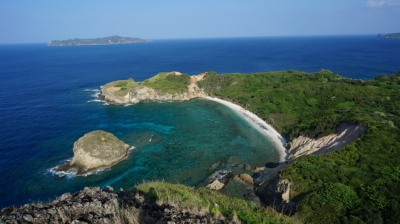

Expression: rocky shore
xmin=0 ymin=187 xmax=229 ymax=224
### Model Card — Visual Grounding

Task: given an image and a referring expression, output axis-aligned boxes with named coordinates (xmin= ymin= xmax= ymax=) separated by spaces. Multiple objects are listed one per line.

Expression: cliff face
xmin=101 ymin=73 xmax=207 ymax=104
xmin=288 ymin=122 xmax=367 ymax=160
xmin=53 ymin=130 xmax=130 ymax=176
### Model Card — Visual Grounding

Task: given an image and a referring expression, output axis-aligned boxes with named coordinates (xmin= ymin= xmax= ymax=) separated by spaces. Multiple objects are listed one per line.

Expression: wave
xmin=87 ymin=99 xmax=103 ymax=103
xmin=85 ymin=88 xmax=110 ymax=105
xmin=84 ymin=88 xmax=99 ymax=92
xmin=47 ymin=167 xmax=76 ymax=179
xmin=124 ymin=104 xmax=132 ymax=107
xmin=91 ymin=90 xmax=101 ymax=98
xmin=81 ymin=168 xmax=110 ymax=177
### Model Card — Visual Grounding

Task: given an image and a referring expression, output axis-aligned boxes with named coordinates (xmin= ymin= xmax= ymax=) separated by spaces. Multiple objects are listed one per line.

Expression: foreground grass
xmin=136 ymin=181 xmax=298 ymax=224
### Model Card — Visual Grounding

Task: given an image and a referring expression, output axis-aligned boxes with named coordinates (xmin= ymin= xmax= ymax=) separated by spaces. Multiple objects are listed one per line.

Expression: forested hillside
xmin=199 ymin=70 xmax=400 ymax=223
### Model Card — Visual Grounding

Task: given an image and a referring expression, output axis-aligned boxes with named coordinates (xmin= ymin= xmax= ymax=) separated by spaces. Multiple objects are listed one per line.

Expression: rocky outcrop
xmin=238 ymin=174 xmax=254 ymax=185
xmin=53 ymin=130 xmax=130 ymax=176
xmin=206 ymin=180 xmax=225 ymax=191
xmin=0 ymin=187 xmax=229 ymax=224
xmin=101 ymin=73 xmax=207 ymax=104
xmin=288 ymin=122 xmax=367 ymax=160
xmin=205 ymin=170 xmax=235 ymax=191
xmin=255 ymin=176 xmax=293 ymax=213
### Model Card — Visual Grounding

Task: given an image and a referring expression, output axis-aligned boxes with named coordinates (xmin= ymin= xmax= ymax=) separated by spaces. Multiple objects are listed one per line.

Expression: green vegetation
xmin=48 ymin=35 xmax=152 ymax=46
xmin=104 ymin=72 xmax=190 ymax=95
xmin=136 ymin=181 xmax=297 ymax=224
xmin=105 ymin=78 xmax=139 ymax=96
xmin=143 ymin=72 xmax=190 ymax=94
xmin=198 ymin=70 xmax=400 ymax=223
xmin=78 ymin=130 xmax=127 ymax=159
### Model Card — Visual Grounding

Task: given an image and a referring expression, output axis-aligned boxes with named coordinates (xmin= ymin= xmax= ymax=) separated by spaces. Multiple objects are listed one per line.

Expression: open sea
xmin=0 ymin=36 xmax=399 ymax=208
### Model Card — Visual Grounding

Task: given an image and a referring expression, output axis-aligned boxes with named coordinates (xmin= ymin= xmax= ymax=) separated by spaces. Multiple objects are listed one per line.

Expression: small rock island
xmin=53 ymin=130 xmax=130 ymax=176
xmin=47 ymin=35 xmax=152 ymax=46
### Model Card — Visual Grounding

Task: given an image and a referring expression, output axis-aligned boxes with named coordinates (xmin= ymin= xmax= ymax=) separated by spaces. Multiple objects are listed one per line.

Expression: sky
xmin=0 ymin=0 xmax=399 ymax=43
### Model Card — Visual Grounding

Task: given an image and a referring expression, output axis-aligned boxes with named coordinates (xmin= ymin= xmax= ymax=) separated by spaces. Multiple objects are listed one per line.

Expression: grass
xmin=78 ymin=130 xmax=127 ymax=159
xmin=104 ymin=78 xmax=139 ymax=96
xmin=103 ymin=72 xmax=190 ymax=96
xmin=136 ymin=181 xmax=298 ymax=224
xmin=143 ymin=72 xmax=190 ymax=94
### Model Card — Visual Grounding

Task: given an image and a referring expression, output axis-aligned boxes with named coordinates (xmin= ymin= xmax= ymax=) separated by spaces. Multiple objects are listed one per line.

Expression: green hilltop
xmin=103 ymin=72 xmax=191 ymax=96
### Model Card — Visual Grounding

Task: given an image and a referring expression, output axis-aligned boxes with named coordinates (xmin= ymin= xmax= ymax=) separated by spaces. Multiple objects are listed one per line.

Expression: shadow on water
xmin=264 ymin=162 xmax=286 ymax=168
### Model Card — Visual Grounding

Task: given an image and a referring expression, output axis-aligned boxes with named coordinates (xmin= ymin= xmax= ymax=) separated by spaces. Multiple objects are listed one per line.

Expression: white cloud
xmin=367 ymin=0 xmax=385 ymax=7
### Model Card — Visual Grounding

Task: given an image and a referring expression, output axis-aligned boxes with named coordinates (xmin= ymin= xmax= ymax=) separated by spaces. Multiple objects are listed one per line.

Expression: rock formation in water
xmin=205 ymin=170 xmax=235 ymax=191
xmin=101 ymin=72 xmax=207 ymax=104
xmin=53 ymin=130 xmax=130 ymax=176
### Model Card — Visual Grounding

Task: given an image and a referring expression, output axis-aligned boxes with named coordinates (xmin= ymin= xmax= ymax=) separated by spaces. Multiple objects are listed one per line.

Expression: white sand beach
xmin=204 ymin=97 xmax=288 ymax=162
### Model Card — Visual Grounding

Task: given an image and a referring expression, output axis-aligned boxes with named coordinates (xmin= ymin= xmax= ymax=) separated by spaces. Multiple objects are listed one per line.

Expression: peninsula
xmin=100 ymin=71 xmax=207 ymax=104
xmin=47 ymin=35 xmax=152 ymax=46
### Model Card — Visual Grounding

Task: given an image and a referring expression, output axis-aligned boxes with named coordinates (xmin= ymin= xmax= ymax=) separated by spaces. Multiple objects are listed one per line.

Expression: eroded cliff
xmin=255 ymin=122 xmax=367 ymax=212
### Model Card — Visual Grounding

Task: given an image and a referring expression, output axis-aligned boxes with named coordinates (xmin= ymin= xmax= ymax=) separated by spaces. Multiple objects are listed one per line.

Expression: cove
xmin=1 ymin=93 xmax=281 ymax=208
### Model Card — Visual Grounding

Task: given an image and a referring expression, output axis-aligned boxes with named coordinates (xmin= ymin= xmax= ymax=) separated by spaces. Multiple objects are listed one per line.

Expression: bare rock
xmin=238 ymin=173 xmax=254 ymax=185
xmin=288 ymin=122 xmax=367 ymax=160
xmin=240 ymin=163 xmax=251 ymax=171
xmin=205 ymin=180 xmax=225 ymax=191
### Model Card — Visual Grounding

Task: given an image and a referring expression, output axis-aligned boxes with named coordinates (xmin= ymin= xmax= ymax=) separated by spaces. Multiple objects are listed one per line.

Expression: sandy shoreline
xmin=204 ymin=97 xmax=288 ymax=162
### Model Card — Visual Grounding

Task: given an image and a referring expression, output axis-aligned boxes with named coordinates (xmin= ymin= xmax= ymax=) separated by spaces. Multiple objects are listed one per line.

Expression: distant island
xmin=47 ymin=35 xmax=152 ymax=46
xmin=380 ymin=33 xmax=400 ymax=39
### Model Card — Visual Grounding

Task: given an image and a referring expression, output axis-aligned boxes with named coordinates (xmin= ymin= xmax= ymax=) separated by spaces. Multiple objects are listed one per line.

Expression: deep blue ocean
xmin=0 ymin=36 xmax=399 ymax=208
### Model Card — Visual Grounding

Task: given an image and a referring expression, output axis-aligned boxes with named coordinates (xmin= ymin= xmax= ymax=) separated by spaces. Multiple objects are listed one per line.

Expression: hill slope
xmin=198 ymin=70 xmax=400 ymax=223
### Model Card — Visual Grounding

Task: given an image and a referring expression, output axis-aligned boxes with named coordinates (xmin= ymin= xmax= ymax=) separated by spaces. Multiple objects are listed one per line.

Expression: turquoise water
xmin=3 ymin=90 xmax=280 ymax=207
xmin=81 ymin=98 xmax=280 ymax=189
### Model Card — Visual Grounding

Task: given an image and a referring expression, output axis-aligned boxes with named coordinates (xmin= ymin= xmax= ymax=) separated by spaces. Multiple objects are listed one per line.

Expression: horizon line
xmin=0 ymin=33 xmax=390 ymax=45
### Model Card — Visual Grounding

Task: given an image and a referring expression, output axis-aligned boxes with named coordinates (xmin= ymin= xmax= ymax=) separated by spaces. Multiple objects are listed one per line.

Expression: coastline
xmin=204 ymin=97 xmax=288 ymax=162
